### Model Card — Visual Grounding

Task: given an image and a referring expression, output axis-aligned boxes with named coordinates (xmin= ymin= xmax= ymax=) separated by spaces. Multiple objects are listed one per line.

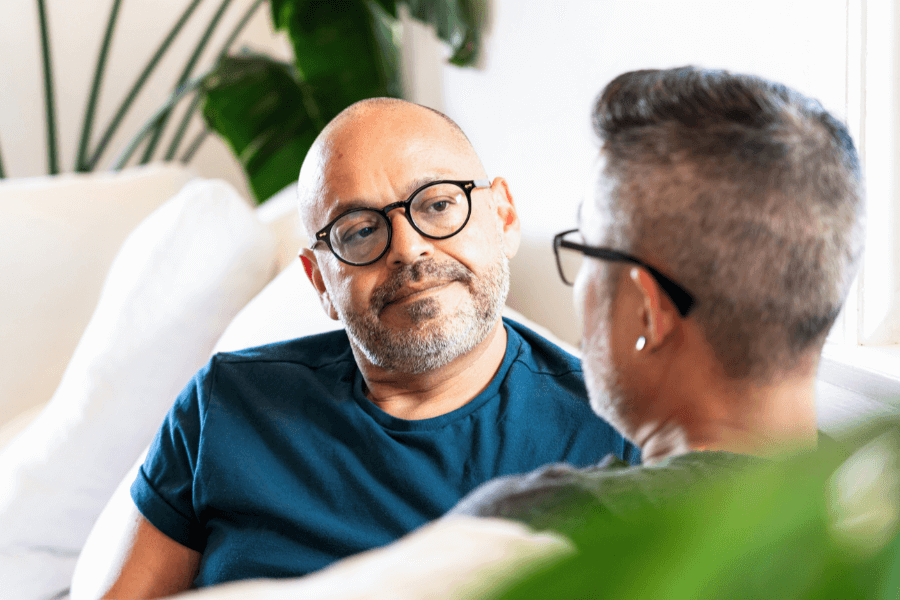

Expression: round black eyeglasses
xmin=553 ymin=229 xmax=696 ymax=317
xmin=313 ymin=179 xmax=491 ymax=266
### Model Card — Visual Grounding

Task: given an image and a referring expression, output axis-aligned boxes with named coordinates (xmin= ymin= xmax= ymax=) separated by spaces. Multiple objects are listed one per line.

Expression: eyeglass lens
xmin=328 ymin=182 xmax=470 ymax=264
xmin=557 ymin=231 xmax=585 ymax=285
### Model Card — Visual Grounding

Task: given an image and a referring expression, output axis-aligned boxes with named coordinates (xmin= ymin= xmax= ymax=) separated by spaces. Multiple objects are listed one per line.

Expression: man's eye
xmin=423 ymin=196 xmax=457 ymax=213
xmin=339 ymin=220 xmax=381 ymax=245
xmin=352 ymin=226 xmax=376 ymax=239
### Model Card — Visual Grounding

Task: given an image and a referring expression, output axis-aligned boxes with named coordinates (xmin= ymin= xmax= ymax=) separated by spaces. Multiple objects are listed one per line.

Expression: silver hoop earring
xmin=635 ymin=336 xmax=646 ymax=351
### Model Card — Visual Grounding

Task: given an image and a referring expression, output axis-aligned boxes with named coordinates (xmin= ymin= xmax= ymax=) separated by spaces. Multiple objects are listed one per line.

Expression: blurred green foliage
xmin=492 ymin=420 xmax=900 ymax=600
xmin=201 ymin=0 xmax=484 ymax=203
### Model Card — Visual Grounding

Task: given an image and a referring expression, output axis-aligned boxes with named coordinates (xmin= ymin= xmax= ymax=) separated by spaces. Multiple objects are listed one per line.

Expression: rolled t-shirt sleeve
xmin=130 ymin=360 xmax=210 ymax=552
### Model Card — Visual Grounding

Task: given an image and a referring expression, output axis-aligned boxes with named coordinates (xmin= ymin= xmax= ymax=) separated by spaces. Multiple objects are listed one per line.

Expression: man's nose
xmin=384 ymin=209 xmax=434 ymax=266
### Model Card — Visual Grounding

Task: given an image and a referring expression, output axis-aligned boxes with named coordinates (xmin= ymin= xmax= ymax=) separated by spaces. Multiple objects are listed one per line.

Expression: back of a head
xmin=593 ymin=67 xmax=865 ymax=381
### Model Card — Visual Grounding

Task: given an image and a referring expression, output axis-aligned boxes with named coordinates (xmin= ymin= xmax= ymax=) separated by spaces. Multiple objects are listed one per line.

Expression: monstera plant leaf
xmin=201 ymin=53 xmax=319 ymax=204
xmin=404 ymin=0 xmax=481 ymax=65
xmin=201 ymin=0 xmax=484 ymax=204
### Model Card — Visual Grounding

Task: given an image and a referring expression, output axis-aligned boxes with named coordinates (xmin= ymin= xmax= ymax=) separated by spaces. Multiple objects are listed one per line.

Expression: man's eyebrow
xmin=327 ymin=173 xmax=452 ymax=220
xmin=402 ymin=173 xmax=452 ymax=197
xmin=327 ymin=197 xmax=375 ymax=218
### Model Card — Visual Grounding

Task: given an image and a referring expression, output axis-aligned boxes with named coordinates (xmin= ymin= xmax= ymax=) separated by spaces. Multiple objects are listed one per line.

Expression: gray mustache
xmin=372 ymin=259 xmax=474 ymax=312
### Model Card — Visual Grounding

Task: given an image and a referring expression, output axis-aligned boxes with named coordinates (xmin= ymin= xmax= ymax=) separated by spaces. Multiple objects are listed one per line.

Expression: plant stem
xmin=36 ymin=0 xmax=59 ymax=174
xmin=112 ymin=75 xmax=207 ymax=170
xmin=180 ymin=128 xmax=210 ymax=163
xmin=0 ymin=137 xmax=6 ymax=179
xmin=75 ymin=0 xmax=124 ymax=172
xmin=164 ymin=0 xmax=266 ymax=161
xmin=220 ymin=0 xmax=268 ymax=59
xmin=86 ymin=0 xmax=204 ymax=170
xmin=165 ymin=95 xmax=204 ymax=161
xmin=140 ymin=0 xmax=234 ymax=165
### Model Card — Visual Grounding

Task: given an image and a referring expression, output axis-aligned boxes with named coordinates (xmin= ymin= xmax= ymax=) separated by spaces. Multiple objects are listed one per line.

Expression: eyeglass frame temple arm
xmin=554 ymin=230 xmax=695 ymax=317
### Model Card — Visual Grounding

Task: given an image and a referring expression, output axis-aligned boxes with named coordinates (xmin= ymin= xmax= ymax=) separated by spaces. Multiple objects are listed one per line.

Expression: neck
xmin=353 ymin=320 xmax=508 ymax=420
xmin=634 ymin=366 xmax=819 ymax=466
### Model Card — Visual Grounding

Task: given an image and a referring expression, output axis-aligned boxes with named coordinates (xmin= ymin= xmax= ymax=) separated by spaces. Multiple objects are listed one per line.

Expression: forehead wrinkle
xmin=322 ymin=172 xmax=459 ymax=225
xmin=299 ymin=101 xmax=484 ymax=236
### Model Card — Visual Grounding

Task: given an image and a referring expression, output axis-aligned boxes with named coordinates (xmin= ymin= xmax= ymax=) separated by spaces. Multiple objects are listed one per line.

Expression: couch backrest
xmin=0 ymin=164 xmax=196 ymax=425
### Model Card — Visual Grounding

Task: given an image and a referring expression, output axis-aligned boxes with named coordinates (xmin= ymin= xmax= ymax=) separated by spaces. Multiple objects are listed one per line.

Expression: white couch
xmin=0 ymin=166 xmax=896 ymax=600
xmin=0 ymin=166 xmax=578 ymax=600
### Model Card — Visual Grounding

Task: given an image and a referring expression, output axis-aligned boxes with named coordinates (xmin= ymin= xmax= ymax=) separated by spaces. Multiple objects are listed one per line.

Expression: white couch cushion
xmin=0 ymin=164 xmax=196 ymax=427
xmin=212 ymin=259 xmax=342 ymax=353
xmin=255 ymin=182 xmax=307 ymax=275
xmin=164 ymin=516 xmax=569 ymax=600
xmin=0 ymin=179 xmax=276 ymax=600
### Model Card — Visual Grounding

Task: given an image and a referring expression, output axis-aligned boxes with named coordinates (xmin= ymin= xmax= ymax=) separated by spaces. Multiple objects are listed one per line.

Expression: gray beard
xmin=337 ymin=253 xmax=510 ymax=374
xmin=581 ymin=284 xmax=632 ymax=431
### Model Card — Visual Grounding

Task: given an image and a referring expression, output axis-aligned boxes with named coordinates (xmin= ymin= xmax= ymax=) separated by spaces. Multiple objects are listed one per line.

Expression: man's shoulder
xmin=500 ymin=317 xmax=640 ymax=464
xmin=212 ymin=328 xmax=354 ymax=370
xmin=452 ymin=451 xmax=761 ymax=528
xmin=503 ymin=317 xmax=582 ymax=377
xmin=187 ymin=330 xmax=357 ymax=416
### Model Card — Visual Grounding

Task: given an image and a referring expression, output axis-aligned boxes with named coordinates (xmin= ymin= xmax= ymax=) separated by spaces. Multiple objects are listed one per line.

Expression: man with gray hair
xmin=452 ymin=65 xmax=865 ymax=523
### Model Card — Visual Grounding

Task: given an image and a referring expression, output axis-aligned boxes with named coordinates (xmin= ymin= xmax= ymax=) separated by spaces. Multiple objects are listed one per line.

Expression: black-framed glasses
xmin=553 ymin=229 xmax=696 ymax=317
xmin=313 ymin=179 xmax=491 ymax=266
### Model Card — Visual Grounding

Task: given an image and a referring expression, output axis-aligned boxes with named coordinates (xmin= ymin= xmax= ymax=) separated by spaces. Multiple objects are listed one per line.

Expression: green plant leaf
xmin=206 ymin=1 xmax=405 ymax=204
xmin=367 ymin=0 xmax=403 ymax=98
xmin=201 ymin=54 xmax=318 ymax=203
xmin=76 ymin=0 xmax=123 ymax=172
xmin=139 ymin=0 xmax=236 ymax=165
xmin=87 ymin=0 xmax=204 ymax=170
xmin=199 ymin=0 xmax=485 ymax=204
xmin=165 ymin=0 xmax=268 ymax=161
xmin=372 ymin=0 xmax=399 ymax=18
xmin=278 ymin=0 xmax=395 ymax=121
xmin=37 ymin=0 xmax=59 ymax=174
xmin=404 ymin=0 xmax=483 ymax=66
xmin=268 ymin=0 xmax=293 ymax=30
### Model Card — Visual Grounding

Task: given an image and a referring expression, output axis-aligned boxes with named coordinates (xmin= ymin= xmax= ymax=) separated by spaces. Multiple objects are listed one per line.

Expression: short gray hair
xmin=592 ymin=67 xmax=865 ymax=379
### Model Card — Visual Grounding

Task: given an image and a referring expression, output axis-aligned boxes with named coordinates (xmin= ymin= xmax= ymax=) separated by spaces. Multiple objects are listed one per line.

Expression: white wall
xmin=406 ymin=0 xmax=854 ymax=344
xmin=441 ymin=0 xmax=849 ymax=235
xmin=4 ymin=0 xmax=892 ymax=349
xmin=0 ymin=0 xmax=292 ymax=200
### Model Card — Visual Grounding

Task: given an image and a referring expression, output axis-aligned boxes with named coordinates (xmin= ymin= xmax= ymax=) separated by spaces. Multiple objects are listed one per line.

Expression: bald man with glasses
xmin=82 ymin=98 xmax=637 ymax=599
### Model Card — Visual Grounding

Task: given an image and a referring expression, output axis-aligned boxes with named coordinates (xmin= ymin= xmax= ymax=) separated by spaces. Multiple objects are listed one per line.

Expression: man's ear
xmin=627 ymin=267 xmax=677 ymax=351
xmin=489 ymin=177 xmax=521 ymax=259
xmin=299 ymin=248 xmax=340 ymax=321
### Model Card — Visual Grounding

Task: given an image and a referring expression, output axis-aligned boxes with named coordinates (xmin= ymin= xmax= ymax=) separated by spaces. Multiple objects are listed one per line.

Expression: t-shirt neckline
xmin=351 ymin=320 xmax=521 ymax=432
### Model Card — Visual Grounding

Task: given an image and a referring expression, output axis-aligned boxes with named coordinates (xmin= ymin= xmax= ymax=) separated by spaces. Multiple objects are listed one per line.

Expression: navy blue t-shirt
xmin=132 ymin=318 xmax=637 ymax=586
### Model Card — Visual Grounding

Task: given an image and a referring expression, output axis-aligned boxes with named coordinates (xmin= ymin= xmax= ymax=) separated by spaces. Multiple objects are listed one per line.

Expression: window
xmin=820 ymin=0 xmax=900 ymax=403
